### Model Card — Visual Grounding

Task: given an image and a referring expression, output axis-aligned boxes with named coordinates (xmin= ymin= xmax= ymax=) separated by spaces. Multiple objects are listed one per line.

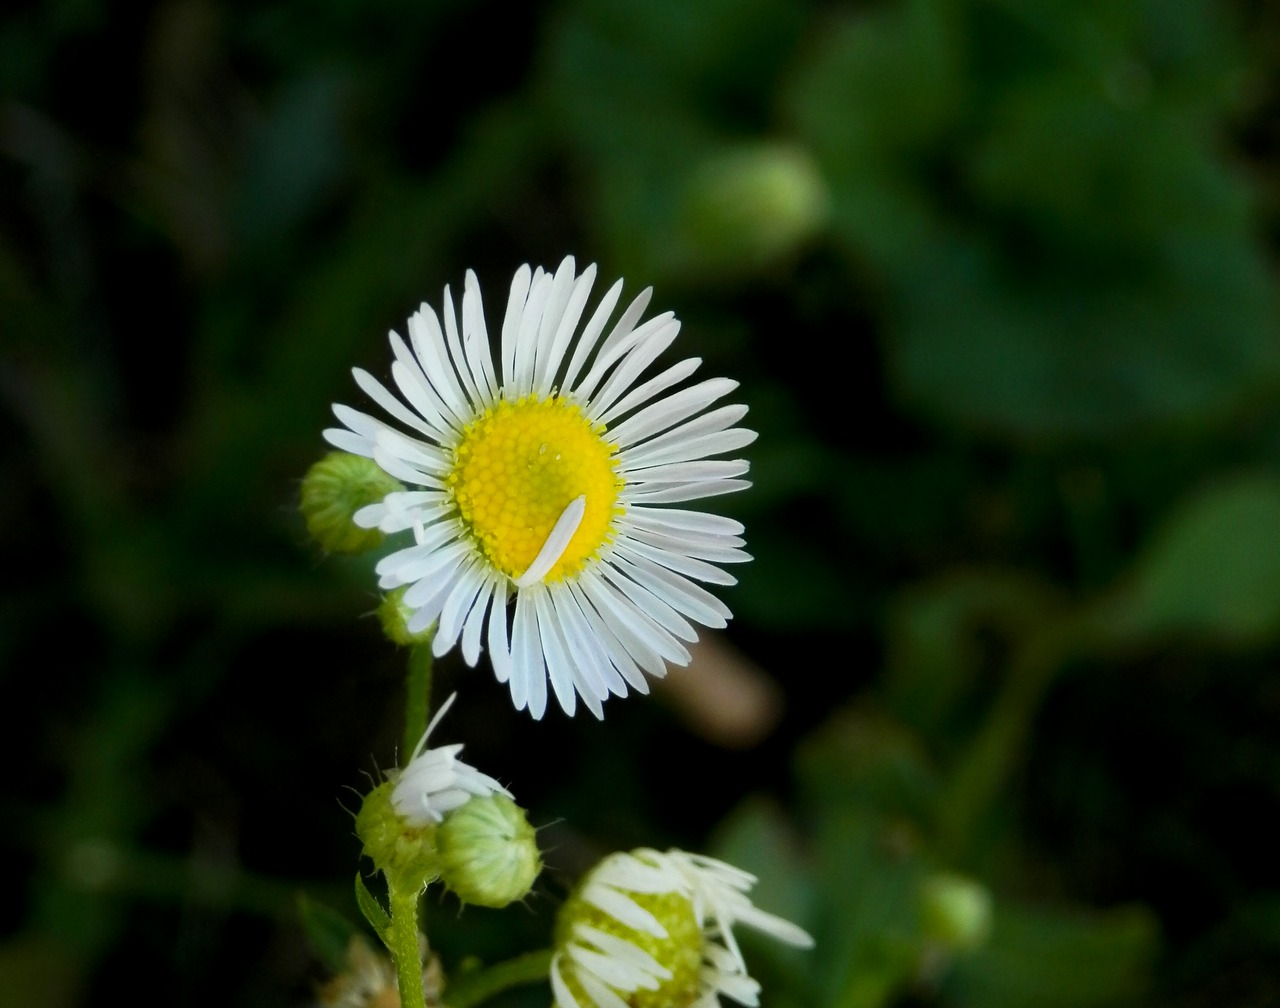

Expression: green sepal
xmin=354 ymin=873 xmax=392 ymax=945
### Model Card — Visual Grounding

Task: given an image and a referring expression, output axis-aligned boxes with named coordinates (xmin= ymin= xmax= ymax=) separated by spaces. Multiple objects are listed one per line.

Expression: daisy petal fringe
xmin=325 ymin=257 xmax=753 ymax=718
xmin=550 ymin=848 xmax=813 ymax=1008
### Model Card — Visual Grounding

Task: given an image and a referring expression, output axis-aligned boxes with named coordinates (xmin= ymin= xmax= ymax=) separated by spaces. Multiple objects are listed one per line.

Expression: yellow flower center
xmin=447 ymin=395 xmax=622 ymax=583
xmin=557 ymin=888 xmax=704 ymax=1008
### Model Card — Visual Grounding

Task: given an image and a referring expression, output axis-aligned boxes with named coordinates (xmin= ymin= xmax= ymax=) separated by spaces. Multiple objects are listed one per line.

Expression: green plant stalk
xmin=937 ymin=624 xmax=1069 ymax=862
xmin=382 ymin=634 xmax=439 ymax=1008
xmin=444 ymin=949 xmax=554 ymax=1008
xmin=387 ymin=879 xmax=427 ymax=1008
xmin=403 ymin=640 xmax=435 ymax=757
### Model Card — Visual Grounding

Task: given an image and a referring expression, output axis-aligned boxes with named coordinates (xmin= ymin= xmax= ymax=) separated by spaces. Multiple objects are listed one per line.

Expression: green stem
xmin=403 ymin=639 xmax=435 ymax=758
xmin=444 ymin=949 xmax=554 ymax=1008
xmin=388 ymin=881 xmax=427 ymax=1008
xmin=937 ymin=626 xmax=1068 ymax=863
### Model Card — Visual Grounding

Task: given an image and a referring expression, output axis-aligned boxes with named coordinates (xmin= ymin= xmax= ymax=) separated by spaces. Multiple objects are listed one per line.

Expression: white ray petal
xmin=487 ymin=583 xmax=512 ymax=684
xmin=627 ymin=507 xmax=744 ymax=538
xmin=440 ymin=285 xmax=484 ymax=409
xmin=433 ymin=560 xmax=487 ymax=658
xmin=626 ymin=458 xmax=750 ymax=484
xmin=574 ymin=311 xmax=674 ymax=407
xmin=623 ymin=479 xmax=751 ymax=504
xmin=550 ymin=956 xmax=584 ymax=1008
xmin=561 ymin=277 xmax=625 ymax=392
xmin=501 ymin=264 xmax=533 ymax=384
xmin=539 ymin=261 xmax=596 ymax=393
xmin=406 ymin=306 xmax=471 ymax=426
xmin=533 ymin=590 xmax=587 ymax=718
xmin=531 ymin=256 xmax=579 ymax=396
xmin=584 ymin=317 xmax=681 ymax=420
xmin=513 ymin=267 xmax=553 ymax=395
xmin=596 ymin=356 xmax=702 ymax=427
xmin=515 ymin=495 xmax=587 ymax=588
xmin=598 ymin=563 xmax=699 ymax=644
xmin=621 ymin=427 xmax=757 ymax=471
xmin=459 ymin=580 xmax=493 ymax=667
xmin=615 ymin=538 xmax=737 ymax=586
xmin=614 ymin=552 xmax=731 ymax=628
xmin=608 ymin=378 xmax=739 ymax=448
xmin=462 ymin=269 xmax=498 ymax=402
xmin=352 ymin=367 xmax=449 ymax=443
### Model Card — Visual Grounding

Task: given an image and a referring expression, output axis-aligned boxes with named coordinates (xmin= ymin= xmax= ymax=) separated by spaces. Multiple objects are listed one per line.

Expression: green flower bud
xmin=920 ymin=872 xmax=993 ymax=952
xmin=354 ymin=781 xmax=439 ymax=890
xmin=436 ymin=793 xmax=540 ymax=908
xmin=679 ymin=142 xmax=828 ymax=277
xmin=300 ymin=451 xmax=402 ymax=554
xmin=376 ymin=587 xmax=435 ymax=647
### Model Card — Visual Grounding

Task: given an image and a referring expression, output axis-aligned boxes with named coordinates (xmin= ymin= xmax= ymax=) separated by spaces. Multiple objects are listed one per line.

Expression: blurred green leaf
xmin=788 ymin=0 xmax=1280 ymax=441
xmin=711 ymin=799 xmax=819 ymax=1008
xmin=948 ymin=901 xmax=1158 ymax=1008
xmin=798 ymin=705 xmax=941 ymax=830
xmin=713 ymin=796 xmax=817 ymax=942
xmin=545 ymin=0 xmax=807 ymax=280
xmin=0 ymin=934 xmax=82 ymax=1008
xmin=884 ymin=569 xmax=1061 ymax=741
xmin=1108 ymin=472 xmax=1280 ymax=645
xmin=814 ymin=811 xmax=927 ymax=1008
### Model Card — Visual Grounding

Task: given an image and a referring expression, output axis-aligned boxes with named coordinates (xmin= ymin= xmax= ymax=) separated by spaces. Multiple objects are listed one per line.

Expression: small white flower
xmin=390 ymin=693 xmax=509 ymax=826
xmin=325 ymin=257 xmax=754 ymax=719
xmin=551 ymin=848 xmax=813 ymax=1008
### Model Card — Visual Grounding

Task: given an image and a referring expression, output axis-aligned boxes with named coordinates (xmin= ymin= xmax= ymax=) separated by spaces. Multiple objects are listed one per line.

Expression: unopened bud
xmin=354 ymin=781 xmax=439 ymax=890
xmin=300 ymin=451 xmax=402 ymax=554
xmin=680 ymin=143 xmax=828 ymax=276
xmin=377 ymin=587 xmax=435 ymax=647
xmin=437 ymin=793 xmax=540 ymax=908
xmin=920 ymin=872 xmax=992 ymax=952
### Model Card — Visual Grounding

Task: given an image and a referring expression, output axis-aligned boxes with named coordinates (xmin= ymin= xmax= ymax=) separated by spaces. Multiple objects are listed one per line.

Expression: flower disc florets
xmin=550 ymin=848 xmax=814 ymax=1008
xmin=448 ymin=394 xmax=622 ymax=584
xmin=324 ymin=257 xmax=756 ymax=719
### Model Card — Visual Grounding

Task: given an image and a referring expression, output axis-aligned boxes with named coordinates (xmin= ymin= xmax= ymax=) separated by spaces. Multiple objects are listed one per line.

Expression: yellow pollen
xmin=557 ymin=886 xmax=704 ymax=1008
xmin=447 ymin=395 xmax=622 ymax=583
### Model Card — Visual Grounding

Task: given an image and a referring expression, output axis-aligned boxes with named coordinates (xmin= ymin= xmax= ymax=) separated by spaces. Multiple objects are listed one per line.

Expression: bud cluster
xmin=355 ymin=695 xmax=541 ymax=908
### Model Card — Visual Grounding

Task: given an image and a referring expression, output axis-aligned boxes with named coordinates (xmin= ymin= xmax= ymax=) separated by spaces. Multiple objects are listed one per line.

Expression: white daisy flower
xmin=325 ymin=256 xmax=754 ymax=719
xmin=551 ymin=848 xmax=813 ymax=1008
xmin=390 ymin=693 xmax=510 ymax=826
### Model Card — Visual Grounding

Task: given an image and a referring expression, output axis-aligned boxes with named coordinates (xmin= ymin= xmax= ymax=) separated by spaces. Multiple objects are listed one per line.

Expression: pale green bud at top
xmin=679 ymin=142 xmax=828 ymax=276
xmin=436 ymin=793 xmax=541 ymax=908
xmin=300 ymin=451 xmax=402 ymax=554
xmin=920 ymin=871 xmax=993 ymax=952
xmin=354 ymin=780 xmax=440 ymax=891
xmin=376 ymin=586 xmax=435 ymax=647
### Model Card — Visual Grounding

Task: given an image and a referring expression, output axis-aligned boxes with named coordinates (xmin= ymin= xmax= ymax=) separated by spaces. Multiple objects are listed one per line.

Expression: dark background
xmin=5 ymin=0 xmax=1280 ymax=1005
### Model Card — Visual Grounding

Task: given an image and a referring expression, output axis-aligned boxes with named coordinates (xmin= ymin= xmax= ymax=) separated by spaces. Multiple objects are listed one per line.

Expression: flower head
xmin=390 ymin=693 xmax=510 ymax=827
xmin=325 ymin=257 xmax=754 ymax=718
xmin=355 ymin=694 xmax=510 ymax=886
xmin=551 ymin=848 xmax=813 ymax=1008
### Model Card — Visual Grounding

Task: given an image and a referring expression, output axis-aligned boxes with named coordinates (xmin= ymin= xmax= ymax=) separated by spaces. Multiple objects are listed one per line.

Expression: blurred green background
xmin=5 ymin=0 xmax=1280 ymax=1005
